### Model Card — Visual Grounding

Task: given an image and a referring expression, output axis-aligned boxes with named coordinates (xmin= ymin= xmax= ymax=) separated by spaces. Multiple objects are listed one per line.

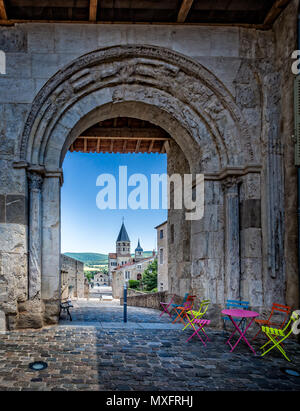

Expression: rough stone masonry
xmin=0 ymin=1 xmax=299 ymax=329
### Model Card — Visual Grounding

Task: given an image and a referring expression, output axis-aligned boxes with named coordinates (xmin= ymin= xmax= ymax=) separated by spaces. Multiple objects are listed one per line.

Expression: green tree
xmin=128 ymin=279 xmax=140 ymax=289
xmin=141 ymin=259 xmax=158 ymax=291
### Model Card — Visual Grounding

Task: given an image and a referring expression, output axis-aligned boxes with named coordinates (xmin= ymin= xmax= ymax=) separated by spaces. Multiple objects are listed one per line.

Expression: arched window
xmin=137 ymin=273 xmax=142 ymax=280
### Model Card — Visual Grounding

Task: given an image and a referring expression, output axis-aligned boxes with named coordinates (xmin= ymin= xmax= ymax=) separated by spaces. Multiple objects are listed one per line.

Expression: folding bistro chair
xmin=182 ymin=299 xmax=210 ymax=331
xmin=170 ymin=292 xmax=189 ymax=313
xmin=159 ymin=294 xmax=176 ymax=319
xmin=222 ymin=299 xmax=249 ymax=336
xmin=186 ymin=319 xmax=211 ymax=346
xmin=172 ymin=295 xmax=196 ymax=326
xmin=260 ymin=311 xmax=299 ymax=362
xmin=252 ymin=303 xmax=291 ymax=341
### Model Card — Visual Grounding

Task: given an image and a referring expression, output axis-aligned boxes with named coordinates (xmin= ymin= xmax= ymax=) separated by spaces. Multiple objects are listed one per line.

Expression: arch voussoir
xmin=18 ymin=45 xmax=255 ymax=173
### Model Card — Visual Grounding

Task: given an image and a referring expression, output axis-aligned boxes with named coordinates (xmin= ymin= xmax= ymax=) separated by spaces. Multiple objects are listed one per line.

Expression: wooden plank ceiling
xmin=0 ymin=1 xmax=292 ymax=29
xmin=69 ymin=117 xmax=171 ymax=154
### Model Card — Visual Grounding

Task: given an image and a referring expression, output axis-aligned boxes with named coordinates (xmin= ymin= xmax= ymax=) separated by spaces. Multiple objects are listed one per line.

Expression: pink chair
xmin=159 ymin=294 xmax=176 ymax=319
xmin=186 ymin=319 xmax=211 ymax=346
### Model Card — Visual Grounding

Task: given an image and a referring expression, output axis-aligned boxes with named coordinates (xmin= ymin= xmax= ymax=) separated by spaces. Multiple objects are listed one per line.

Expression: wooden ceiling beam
xmin=96 ymin=138 xmax=101 ymax=153
xmin=160 ymin=140 xmax=169 ymax=154
xmin=0 ymin=20 xmax=268 ymax=30
xmin=263 ymin=0 xmax=291 ymax=26
xmin=81 ymin=127 xmax=169 ymax=139
xmin=135 ymin=139 xmax=141 ymax=153
xmin=81 ymin=135 xmax=170 ymax=141
xmin=0 ymin=0 xmax=7 ymax=20
xmin=148 ymin=140 xmax=154 ymax=153
xmin=89 ymin=0 xmax=98 ymax=22
xmin=177 ymin=0 xmax=194 ymax=23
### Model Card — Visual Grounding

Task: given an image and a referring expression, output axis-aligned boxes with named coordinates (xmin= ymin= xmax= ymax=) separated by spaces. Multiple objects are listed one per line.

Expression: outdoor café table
xmin=221 ymin=309 xmax=259 ymax=355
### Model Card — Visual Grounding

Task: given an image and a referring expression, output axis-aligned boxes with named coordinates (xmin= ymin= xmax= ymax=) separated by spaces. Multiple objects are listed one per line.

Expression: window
xmin=137 ymin=264 xmax=141 ymax=269
xmin=125 ymin=271 xmax=130 ymax=280
xmin=159 ymin=248 xmax=164 ymax=265
xmin=137 ymin=273 xmax=142 ymax=280
xmin=160 ymin=229 xmax=163 ymax=239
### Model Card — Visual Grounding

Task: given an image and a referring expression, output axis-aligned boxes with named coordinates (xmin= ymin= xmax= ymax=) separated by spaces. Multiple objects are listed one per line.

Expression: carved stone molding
xmin=17 ymin=45 xmax=255 ymax=171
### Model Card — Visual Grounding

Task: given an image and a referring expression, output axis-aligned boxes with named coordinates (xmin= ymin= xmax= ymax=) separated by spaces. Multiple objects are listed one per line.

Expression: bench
xmin=59 ymin=299 xmax=73 ymax=321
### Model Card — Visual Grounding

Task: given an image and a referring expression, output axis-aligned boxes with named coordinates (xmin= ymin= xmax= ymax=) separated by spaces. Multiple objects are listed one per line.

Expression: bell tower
xmin=116 ymin=221 xmax=131 ymax=257
xmin=135 ymin=239 xmax=143 ymax=261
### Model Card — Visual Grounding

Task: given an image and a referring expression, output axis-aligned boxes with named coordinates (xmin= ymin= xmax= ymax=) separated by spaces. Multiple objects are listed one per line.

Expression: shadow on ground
xmin=0 ymin=300 xmax=300 ymax=391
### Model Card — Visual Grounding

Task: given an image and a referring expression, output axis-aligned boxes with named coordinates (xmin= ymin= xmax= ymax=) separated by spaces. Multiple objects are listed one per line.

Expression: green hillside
xmin=64 ymin=251 xmax=155 ymax=265
xmin=131 ymin=251 xmax=154 ymax=258
xmin=64 ymin=252 xmax=108 ymax=265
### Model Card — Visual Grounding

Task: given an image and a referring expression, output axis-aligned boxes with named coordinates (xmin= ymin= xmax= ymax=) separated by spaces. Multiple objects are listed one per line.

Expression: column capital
xmin=221 ymin=176 xmax=241 ymax=192
xmin=27 ymin=170 xmax=44 ymax=191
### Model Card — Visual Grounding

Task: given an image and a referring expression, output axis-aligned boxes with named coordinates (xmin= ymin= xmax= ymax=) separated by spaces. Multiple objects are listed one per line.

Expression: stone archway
xmin=14 ymin=45 xmax=260 ymax=327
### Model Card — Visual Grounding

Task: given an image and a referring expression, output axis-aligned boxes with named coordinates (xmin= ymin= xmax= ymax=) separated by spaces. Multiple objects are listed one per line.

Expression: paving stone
xmin=0 ymin=301 xmax=299 ymax=390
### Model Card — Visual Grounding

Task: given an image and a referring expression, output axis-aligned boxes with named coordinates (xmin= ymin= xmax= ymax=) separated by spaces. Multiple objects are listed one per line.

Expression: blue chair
xmin=170 ymin=292 xmax=189 ymax=316
xmin=222 ymin=299 xmax=250 ymax=336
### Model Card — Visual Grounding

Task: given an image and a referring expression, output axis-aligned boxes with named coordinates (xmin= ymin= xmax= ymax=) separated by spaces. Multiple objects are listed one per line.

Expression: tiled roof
xmin=116 ymin=256 xmax=155 ymax=271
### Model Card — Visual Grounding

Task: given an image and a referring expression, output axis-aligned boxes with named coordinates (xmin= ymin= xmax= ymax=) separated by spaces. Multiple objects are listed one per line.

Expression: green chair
xmin=260 ymin=311 xmax=299 ymax=362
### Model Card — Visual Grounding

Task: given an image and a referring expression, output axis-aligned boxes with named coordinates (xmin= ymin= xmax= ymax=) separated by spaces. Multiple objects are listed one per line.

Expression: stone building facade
xmin=112 ymin=256 xmax=156 ymax=299
xmin=0 ymin=1 xmax=299 ymax=329
xmin=155 ymin=221 xmax=168 ymax=292
xmin=91 ymin=271 xmax=109 ymax=287
xmin=110 ymin=221 xmax=156 ymax=298
xmin=61 ymin=254 xmax=84 ymax=301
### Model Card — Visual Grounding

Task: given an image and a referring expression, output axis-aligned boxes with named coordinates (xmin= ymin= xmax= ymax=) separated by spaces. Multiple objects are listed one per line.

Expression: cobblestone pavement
xmin=59 ymin=299 xmax=175 ymax=324
xmin=0 ymin=301 xmax=300 ymax=391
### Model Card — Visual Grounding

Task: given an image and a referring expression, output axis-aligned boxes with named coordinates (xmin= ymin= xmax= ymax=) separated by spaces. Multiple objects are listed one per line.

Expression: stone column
xmin=41 ymin=172 xmax=62 ymax=325
xmin=27 ymin=169 xmax=44 ymax=300
xmin=223 ymin=177 xmax=241 ymax=301
xmin=239 ymin=173 xmax=263 ymax=308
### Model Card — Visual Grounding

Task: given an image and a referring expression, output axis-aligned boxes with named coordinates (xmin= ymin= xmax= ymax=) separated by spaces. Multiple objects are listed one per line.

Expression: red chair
xmin=252 ymin=303 xmax=291 ymax=341
xmin=172 ymin=295 xmax=196 ymax=326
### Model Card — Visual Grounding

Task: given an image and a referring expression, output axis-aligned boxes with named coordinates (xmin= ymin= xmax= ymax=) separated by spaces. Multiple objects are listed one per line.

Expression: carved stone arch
xmin=14 ymin=45 xmax=264 ymax=327
xmin=17 ymin=45 xmax=256 ymax=173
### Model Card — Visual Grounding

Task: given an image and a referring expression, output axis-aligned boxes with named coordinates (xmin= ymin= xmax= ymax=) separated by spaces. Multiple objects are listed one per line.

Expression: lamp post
xmin=123 ymin=281 xmax=128 ymax=323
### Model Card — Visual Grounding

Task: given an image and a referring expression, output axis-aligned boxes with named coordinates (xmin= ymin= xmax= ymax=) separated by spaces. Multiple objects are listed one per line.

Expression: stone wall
xmin=61 ymin=255 xmax=84 ymax=299
xmin=274 ymin=0 xmax=299 ymax=310
xmin=120 ymin=290 xmax=168 ymax=310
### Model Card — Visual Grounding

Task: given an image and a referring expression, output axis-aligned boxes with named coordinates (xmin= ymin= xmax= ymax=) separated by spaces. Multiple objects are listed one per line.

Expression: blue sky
xmin=61 ymin=151 xmax=167 ymax=254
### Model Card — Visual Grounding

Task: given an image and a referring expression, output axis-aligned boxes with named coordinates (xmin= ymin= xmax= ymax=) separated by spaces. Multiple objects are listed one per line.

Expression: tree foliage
xmin=128 ymin=279 xmax=140 ymax=289
xmin=141 ymin=259 xmax=158 ymax=291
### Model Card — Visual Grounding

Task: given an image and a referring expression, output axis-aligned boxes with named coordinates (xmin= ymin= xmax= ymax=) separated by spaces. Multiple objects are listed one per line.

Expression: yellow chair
xmin=260 ymin=311 xmax=299 ymax=362
xmin=182 ymin=299 xmax=210 ymax=331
